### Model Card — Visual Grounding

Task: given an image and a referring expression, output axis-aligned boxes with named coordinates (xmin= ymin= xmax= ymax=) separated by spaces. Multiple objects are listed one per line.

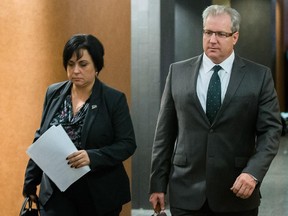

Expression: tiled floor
xmin=132 ymin=136 xmax=288 ymax=216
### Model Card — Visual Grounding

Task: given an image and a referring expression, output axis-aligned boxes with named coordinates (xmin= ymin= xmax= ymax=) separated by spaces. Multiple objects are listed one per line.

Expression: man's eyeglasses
xmin=203 ymin=30 xmax=236 ymax=38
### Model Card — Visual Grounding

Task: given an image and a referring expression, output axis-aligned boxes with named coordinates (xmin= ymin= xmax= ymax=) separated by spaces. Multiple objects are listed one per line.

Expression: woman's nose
xmin=73 ymin=64 xmax=80 ymax=73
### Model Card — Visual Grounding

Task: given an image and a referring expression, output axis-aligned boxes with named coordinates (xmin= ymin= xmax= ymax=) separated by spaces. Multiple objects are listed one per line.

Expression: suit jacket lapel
xmin=190 ymin=55 xmax=208 ymax=119
xmin=220 ymin=55 xmax=246 ymax=113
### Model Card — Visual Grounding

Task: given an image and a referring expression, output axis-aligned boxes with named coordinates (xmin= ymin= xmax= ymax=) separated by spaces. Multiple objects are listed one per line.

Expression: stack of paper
xmin=26 ymin=125 xmax=91 ymax=191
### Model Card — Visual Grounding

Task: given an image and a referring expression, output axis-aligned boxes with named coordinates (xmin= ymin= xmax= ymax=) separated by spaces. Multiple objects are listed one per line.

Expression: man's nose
xmin=209 ymin=33 xmax=218 ymax=42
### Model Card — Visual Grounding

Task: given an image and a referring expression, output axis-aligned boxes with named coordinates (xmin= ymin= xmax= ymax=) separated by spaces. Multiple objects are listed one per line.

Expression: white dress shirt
xmin=196 ymin=51 xmax=235 ymax=112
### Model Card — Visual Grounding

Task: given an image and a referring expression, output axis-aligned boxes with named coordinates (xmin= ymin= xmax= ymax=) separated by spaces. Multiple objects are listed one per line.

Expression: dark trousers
xmin=39 ymin=178 xmax=122 ymax=216
xmin=170 ymin=201 xmax=258 ymax=216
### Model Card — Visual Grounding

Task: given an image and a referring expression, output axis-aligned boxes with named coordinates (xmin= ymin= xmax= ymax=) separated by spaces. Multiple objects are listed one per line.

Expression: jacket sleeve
xmin=22 ymin=86 xmax=52 ymax=197
xmin=242 ymin=66 xmax=282 ymax=182
xmin=149 ymin=65 xmax=178 ymax=194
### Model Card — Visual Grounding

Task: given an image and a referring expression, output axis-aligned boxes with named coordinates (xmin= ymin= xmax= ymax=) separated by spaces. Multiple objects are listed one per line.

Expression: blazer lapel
xmin=81 ymin=79 xmax=102 ymax=147
xmin=41 ymin=82 xmax=71 ymax=132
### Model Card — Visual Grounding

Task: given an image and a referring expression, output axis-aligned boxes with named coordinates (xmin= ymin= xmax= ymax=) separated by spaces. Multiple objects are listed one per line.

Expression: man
xmin=149 ymin=5 xmax=282 ymax=216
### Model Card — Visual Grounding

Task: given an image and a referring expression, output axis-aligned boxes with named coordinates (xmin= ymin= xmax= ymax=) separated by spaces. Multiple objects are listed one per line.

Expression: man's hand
xmin=66 ymin=150 xmax=90 ymax=168
xmin=230 ymin=173 xmax=257 ymax=199
xmin=149 ymin=192 xmax=165 ymax=213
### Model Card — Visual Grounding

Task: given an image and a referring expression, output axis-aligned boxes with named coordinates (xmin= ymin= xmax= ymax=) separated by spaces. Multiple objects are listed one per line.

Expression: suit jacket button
xmin=209 ymin=129 xmax=214 ymax=133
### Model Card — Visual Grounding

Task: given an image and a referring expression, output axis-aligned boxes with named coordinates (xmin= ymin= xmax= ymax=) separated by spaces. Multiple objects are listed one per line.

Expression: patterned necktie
xmin=206 ymin=65 xmax=222 ymax=123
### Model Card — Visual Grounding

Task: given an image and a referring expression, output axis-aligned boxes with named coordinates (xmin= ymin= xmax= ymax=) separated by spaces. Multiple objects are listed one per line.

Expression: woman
xmin=23 ymin=34 xmax=136 ymax=216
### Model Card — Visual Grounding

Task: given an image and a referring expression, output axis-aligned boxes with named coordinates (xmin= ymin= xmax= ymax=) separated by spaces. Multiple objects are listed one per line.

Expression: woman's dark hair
xmin=63 ymin=34 xmax=104 ymax=73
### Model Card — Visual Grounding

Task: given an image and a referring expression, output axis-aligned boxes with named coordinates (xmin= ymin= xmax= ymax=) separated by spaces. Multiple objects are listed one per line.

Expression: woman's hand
xmin=66 ymin=150 xmax=90 ymax=168
xmin=29 ymin=194 xmax=38 ymax=203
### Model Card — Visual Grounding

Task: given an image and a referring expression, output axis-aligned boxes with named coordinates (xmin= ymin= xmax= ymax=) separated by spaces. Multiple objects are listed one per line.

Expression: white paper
xmin=26 ymin=125 xmax=91 ymax=191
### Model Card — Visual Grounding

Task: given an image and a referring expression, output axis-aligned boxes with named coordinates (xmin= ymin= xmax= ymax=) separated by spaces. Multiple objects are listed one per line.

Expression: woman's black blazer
xmin=23 ymin=79 xmax=136 ymax=213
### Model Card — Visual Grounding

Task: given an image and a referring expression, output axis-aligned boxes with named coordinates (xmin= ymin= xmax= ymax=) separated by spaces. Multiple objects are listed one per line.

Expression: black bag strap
xmin=19 ymin=196 xmax=40 ymax=216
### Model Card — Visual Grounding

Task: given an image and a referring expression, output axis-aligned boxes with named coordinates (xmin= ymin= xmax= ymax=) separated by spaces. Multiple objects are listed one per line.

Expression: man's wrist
xmin=248 ymin=173 xmax=259 ymax=184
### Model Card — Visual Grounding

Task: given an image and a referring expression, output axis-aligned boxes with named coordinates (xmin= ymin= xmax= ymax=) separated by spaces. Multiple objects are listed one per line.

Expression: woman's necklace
xmin=72 ymin=95 xmax=87 ymax=115
xmin=75 ymin=103 xmax=85 ymax=112
xmin=71 ymin=87 xmax=92 ymax=115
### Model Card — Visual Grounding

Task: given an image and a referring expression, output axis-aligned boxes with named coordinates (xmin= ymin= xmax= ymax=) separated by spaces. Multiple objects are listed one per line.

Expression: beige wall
xmin=275 ymin=0 xmax=285 ymax=110
xmin=0 ymin=0 xmax=131 ymax=215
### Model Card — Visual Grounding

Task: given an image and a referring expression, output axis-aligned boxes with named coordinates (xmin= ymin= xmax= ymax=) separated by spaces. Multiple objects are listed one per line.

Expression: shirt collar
xmin=202 ymin=51 xmax=235 ymax=74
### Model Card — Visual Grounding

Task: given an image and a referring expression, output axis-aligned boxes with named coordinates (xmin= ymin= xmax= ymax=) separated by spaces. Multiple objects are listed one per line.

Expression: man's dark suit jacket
xmin=149 ymin=54 xmax=282 ymax=212
xmin=23 ymin=78 xmax=136 ymax=214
